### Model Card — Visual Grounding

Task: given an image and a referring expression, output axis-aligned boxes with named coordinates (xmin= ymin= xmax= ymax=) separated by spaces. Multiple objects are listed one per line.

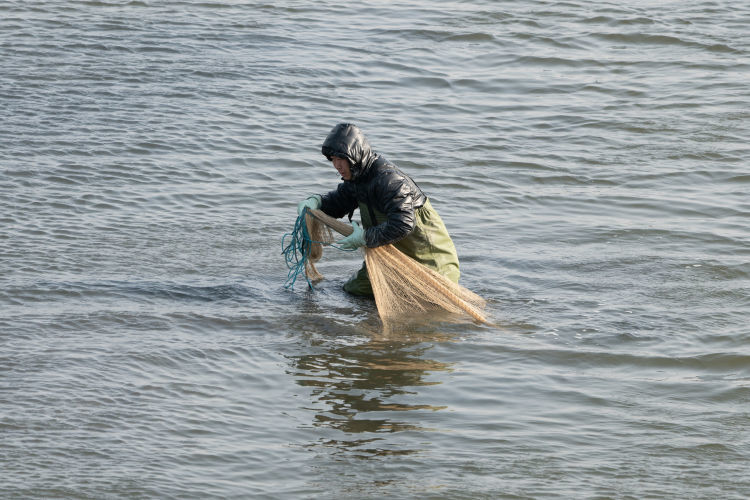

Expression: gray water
xmin=2 ymin=0 xmax=749 ymax=498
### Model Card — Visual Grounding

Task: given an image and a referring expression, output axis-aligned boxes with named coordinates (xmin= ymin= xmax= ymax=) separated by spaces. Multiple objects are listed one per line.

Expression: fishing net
xmin=281 ymin=210 xmax=333 ymax=288
xmin=283 ymin=208 xmax=488 ymax=324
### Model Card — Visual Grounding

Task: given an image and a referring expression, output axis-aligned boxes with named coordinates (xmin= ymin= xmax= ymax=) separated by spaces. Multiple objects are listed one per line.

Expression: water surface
xmin=1 ymin=0 xmax=749 ymax=498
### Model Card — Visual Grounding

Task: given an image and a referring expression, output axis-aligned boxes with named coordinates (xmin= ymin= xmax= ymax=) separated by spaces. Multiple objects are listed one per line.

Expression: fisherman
xmin=297 ymin=123 xmax=460 ymax=297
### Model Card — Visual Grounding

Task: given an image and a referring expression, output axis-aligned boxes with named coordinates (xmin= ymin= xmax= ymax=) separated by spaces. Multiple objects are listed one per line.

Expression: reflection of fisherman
xmin=291 ymin=335 xmax=452 ymax=436
xmin=297 ymin=123 xmax=460 ymax=297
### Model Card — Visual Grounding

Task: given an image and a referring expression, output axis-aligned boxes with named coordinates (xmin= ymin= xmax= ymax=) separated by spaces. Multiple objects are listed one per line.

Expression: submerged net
xmin=284 ymin=208 xmax=488 ymax=325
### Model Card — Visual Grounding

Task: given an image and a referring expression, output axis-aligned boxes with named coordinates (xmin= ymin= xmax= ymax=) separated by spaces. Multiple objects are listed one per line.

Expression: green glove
xmin=337 ymin=221 xmax=367 ymax=250
xmin=297 ymin=194 xmax=321 ymax=215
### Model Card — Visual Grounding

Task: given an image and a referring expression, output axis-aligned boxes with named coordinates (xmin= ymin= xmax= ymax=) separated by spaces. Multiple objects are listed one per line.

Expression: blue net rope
xmin=281 ymin=209 xmax=316 ymax=289
xmin=282 ymin=209 xmax=352 ymax=290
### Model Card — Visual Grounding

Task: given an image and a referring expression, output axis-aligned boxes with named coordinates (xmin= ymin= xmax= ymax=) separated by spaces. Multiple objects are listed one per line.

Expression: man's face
xmin=331 ymin=156 xmax=352 ymax=180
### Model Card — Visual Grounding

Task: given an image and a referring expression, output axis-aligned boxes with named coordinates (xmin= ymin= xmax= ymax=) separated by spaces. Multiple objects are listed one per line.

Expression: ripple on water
xmin=2 ymin=0 xmax=750 ymax=497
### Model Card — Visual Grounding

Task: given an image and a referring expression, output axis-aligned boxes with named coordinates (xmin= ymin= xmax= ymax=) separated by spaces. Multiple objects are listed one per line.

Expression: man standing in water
xmin=297 ymin=123 xmax=460 ymax=297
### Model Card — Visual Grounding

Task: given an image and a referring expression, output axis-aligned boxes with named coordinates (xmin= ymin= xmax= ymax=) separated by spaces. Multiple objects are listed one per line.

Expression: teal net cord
xmin=281 ymin=209 xmax=317 ymax=289
xmin=282 ymin=208 xmax=355 ymax=290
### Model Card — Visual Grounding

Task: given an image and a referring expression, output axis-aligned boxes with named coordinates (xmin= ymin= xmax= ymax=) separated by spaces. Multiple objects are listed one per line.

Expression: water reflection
xmin=289 ymin=326 xmax=454 ymax=458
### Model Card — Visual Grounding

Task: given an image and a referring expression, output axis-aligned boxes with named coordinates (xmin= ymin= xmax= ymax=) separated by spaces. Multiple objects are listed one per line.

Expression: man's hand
xmin=297 ymin=195 xmax=322 ymax=215
xmin=337 ymin=221 xmax=366 ymax=250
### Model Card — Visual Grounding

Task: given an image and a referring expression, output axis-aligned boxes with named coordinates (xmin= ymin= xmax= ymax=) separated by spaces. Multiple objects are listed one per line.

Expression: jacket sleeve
xmin=365 ymin=170 xmax=416 ymax=247
xmin=320 ymin=182 xmax=358 ymax=219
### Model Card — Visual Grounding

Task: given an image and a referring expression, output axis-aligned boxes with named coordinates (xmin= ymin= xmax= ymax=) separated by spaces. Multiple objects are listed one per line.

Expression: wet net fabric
xmin=305 ymin=209 xmax=488 ymax=324
xmin=303 ymin=211 xmax=333 ymax=284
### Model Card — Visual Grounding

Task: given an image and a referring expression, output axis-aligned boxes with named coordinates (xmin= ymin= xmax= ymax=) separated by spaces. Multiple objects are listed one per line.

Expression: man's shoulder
xmin=370 ymin=156 xmax=406 ymax=179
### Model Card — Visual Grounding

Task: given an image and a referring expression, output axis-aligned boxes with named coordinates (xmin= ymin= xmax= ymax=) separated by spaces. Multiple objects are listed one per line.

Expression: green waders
xmin=342 ymin=198 xmax=460 ymax=297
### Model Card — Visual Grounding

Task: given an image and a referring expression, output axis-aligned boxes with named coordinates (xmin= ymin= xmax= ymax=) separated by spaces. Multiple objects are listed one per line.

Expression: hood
xmin=321 ymin=123 xmax=378 ymax=182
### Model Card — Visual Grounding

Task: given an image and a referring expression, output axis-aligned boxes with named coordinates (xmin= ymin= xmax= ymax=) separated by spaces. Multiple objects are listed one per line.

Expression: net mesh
xmin=305 ymin=209 xmax=488 ymax=324
xmin=303 ymin=211 xmax=333 ymax=283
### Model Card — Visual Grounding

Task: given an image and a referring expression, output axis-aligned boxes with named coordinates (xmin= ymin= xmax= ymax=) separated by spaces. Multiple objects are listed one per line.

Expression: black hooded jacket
xmin=320 ymin=123 xmax=428 ymax=248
